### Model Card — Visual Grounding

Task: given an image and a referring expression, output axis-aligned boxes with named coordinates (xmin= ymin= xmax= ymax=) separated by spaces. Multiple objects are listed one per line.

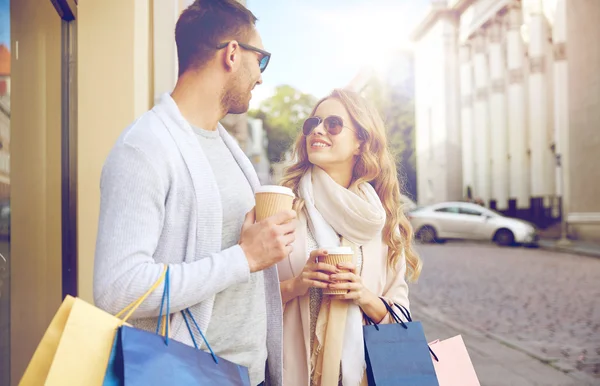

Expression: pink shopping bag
xmin=428 ymin=335 xmax=480 ymax=386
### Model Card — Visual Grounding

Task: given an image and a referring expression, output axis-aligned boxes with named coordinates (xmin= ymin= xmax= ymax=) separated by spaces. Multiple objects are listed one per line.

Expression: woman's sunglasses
xmin=302 ymin=115 xmax=355 ymax=136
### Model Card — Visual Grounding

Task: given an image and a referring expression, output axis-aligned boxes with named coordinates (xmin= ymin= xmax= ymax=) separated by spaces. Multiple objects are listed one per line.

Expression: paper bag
xmin=429 ymin=335 xmax=480 ymax=386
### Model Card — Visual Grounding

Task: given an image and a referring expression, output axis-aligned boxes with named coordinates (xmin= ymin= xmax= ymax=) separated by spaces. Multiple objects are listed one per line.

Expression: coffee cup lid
xmin=255 ymin=185 xmax=295 ymax=198
xmin=325 ymin=246 xmax=354 ymax=255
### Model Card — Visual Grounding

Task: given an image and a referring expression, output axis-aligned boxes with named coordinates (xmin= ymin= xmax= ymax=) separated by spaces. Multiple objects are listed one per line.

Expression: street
xmin=410 ymin=242 xmax=600 ymax=385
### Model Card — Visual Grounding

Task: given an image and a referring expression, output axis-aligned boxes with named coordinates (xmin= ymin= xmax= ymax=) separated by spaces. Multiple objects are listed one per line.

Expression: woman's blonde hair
xmin=280 ymin=88 xmax=422 ymax=282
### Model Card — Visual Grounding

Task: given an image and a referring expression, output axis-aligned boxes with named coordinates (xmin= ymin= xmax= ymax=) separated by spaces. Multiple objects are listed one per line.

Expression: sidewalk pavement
xmin=538 ymin=238 xmax=600 ymax=258
xmin=411 ymin=299 xmax=597 ymax=386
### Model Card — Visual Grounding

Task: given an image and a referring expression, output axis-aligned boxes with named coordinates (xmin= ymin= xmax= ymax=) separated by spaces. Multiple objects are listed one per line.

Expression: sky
xmin=247 ymin=0 xmax=430 ymax=108
xmin=0 ymin=0 xmax=431 ymax=98
xmin=0 ymin=0 xmax=8 ymax=47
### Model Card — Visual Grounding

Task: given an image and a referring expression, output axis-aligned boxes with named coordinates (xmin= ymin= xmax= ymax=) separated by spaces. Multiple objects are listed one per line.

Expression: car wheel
xmin=416 ymin=226 xmax=437 ymax=244
xmin=494 ymin=229 xmax=515 ymax=246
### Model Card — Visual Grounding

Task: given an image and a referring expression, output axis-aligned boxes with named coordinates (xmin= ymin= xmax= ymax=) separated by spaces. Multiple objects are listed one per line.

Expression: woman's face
xmin=305 ymin=98 xmax=361 ymax=175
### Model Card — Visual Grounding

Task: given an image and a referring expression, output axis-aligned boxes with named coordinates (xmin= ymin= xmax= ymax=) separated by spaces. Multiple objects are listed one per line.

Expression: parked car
xmin=408 ymin=202 xmax=538 ymax=246
xmin=400 ymin=194 xmax=417 ymax=213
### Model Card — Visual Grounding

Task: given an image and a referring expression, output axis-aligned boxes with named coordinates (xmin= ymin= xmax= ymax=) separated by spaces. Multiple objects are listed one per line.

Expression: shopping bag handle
xmin=362 ymin=313 xmax=379 ymax=329
xmin=392 ymin=302 xmax=412 ymax=322
xmin=181 ymin=309 xmax=219 ymax=364
xmin=362 ymin=298 xmax=408 ymax=329
xmin=115 ymin=265 xmax=169 ymax=324
xmin=148 ymin=266 xmax=219 ymax=363
xmin=381 ymin=299 xmax=408 ymax=329
xmin=380 ymin=299 xmax=440 ymax=362
xmin=155 ymin=266 xmax=171 ymax=344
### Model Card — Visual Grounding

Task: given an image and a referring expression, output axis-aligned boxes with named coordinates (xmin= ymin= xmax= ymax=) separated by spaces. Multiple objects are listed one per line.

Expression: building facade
xmin=412 ymin=0 xmax=600 ymax=238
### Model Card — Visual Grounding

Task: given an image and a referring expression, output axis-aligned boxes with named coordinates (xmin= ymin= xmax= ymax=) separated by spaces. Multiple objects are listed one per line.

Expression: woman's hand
xmin=329 ymin=262 xmax=389 ymax=323
xmin=293 ymin=249 xmax=339 ymax=297
xmin=281 ymin=249 xmax=339 ymax=304
xmin=328 ymin=262 xmax=368 ymax=306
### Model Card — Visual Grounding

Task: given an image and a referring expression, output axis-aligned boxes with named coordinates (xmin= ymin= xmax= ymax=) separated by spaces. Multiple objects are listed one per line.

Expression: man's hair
xmin=175 ymin=0 xmax=258 ymax=76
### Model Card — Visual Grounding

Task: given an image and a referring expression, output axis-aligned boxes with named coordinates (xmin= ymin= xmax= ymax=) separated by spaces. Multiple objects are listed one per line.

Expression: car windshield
xmin=483 ymin=208 xmax=503 ymax=217
xmin=412 ymin=204 xmax=506 ymax=217
xmin=435 ymin=207 xmax=459 ymax=213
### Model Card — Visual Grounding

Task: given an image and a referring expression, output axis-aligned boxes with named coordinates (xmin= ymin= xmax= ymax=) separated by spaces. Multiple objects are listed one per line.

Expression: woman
xmin=277 ymin=89 xmax=422 ymax=386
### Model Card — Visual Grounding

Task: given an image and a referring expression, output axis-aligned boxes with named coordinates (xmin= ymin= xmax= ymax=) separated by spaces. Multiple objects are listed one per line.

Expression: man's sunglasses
xmin=216 ymin=41 xmax=271 ymax=73
xmin=302 ymin=115 xmax=356 ymax=136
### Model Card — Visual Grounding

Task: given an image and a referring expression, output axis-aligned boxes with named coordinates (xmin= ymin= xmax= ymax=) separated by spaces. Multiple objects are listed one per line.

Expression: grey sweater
xmin=193 ymin=126 xmax=267 ymax=385
xmin=93 ymin=93 xmax=283 ymax=385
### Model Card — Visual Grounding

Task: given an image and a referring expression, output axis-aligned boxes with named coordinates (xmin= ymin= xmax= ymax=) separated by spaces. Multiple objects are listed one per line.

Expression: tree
xmin=361 ymin=52 xmax=418 ymax=200
xmin=249 ymin=85 xmax=317 ymax=163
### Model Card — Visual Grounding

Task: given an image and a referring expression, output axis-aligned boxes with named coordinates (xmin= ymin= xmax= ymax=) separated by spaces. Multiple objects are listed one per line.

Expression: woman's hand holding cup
xmin=293 ymin=249 xmax=339 ymax=297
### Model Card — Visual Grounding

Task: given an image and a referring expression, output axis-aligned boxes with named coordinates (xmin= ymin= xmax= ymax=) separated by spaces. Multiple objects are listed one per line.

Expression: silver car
xmin=408 ymin=202 xmax=538 ymax=246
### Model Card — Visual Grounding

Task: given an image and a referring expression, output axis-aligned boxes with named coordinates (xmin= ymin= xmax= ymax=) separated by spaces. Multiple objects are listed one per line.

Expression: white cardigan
xmin=93 ymin=93 xmax=283 ymax=385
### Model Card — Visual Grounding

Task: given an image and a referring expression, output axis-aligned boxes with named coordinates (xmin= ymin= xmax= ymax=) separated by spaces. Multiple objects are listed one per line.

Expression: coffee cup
xmin=321 ymin=246 xmax=354 ymax=296
xmin=254 ymin=185 xmax=295 ymax=222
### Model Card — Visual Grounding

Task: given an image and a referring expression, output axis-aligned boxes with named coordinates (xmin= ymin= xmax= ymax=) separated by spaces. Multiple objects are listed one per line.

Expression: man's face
xmin=223 ymin=30 xmax=266 ymax=115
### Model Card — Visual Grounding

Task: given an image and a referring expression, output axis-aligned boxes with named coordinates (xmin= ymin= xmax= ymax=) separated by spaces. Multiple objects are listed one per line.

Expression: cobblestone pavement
xmin=412 ymin=301 xmax=590 ymax=386
xmin=409 ymin=242 xmax=600 ymax=380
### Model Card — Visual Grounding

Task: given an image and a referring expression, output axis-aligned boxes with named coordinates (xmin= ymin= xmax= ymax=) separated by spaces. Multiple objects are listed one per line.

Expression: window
xmin=459 ymin=207 xmax=483 ymax=216
xmin=435 ymin=207 xmax=459 ymax=214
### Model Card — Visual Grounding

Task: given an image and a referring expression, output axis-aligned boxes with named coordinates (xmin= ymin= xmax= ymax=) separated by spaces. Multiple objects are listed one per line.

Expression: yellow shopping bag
xmin=19 ymin=266 xmax=168 ymax=386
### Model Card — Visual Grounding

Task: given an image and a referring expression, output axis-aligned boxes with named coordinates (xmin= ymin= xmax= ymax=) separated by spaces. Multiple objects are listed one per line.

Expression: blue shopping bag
xmin=363 ymin=299 xmax=440 ymax=386
xmin=103 ymin=267 xmax=251 ymax=386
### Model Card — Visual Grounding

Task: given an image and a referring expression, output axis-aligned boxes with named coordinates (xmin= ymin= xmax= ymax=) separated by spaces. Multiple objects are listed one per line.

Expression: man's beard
xmin=222 ymin=73 xmax=253 ymax=115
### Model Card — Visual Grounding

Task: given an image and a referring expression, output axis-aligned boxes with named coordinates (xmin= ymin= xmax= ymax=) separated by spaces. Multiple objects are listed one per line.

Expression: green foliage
xmin=249 ymin=85 xmax=317 ymax=163
xmin=361 ymin=63 xmax=417 ymax=200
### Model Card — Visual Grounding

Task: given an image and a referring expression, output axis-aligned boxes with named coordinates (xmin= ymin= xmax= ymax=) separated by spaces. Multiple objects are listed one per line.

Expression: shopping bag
xmin=19 ymin=266 xmax=168 ymax=386
xmin=103 ymin=267 xmax=251 ymax=386
xmin=428 ymin=335 xmax=480 ymax=386
xmin=363 ymin=299 xmax=439 ymax=386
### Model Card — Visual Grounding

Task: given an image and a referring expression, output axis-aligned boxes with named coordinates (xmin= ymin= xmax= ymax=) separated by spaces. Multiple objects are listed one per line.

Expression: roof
xmin=410 ymin=0 xmax=474 ymax=42
xmin=0 ymin=45 xmax=10 ymax=76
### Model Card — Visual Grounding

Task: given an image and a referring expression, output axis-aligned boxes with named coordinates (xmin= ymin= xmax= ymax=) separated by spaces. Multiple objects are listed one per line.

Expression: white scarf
xmin=299 ymin=166 xmax=386 ymax=386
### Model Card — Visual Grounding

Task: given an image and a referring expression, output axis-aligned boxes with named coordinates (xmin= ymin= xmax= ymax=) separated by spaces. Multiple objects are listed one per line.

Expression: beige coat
xmin=277 ymin=212 xmax=410 ymax=386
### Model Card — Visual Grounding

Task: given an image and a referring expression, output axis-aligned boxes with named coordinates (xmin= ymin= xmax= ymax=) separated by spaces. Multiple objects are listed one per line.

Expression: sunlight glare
xmin=325 ymin=5 xmax=412 ymax=77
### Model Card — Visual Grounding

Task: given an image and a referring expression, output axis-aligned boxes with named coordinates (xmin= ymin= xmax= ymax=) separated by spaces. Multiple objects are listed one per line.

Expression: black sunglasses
xmin=302 ymin=115 xmax=356 ymax=136
xmin=216 ymin=41 xmax=271 ymax=73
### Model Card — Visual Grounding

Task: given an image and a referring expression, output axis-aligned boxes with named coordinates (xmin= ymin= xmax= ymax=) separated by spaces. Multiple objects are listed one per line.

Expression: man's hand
xmin=239 ymin=208 xmax=297 ymax=273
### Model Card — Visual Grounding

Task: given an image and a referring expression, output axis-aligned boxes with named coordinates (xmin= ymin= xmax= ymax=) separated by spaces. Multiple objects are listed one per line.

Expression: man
xmin=93 ymin=1 xmax=294 ymax=385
